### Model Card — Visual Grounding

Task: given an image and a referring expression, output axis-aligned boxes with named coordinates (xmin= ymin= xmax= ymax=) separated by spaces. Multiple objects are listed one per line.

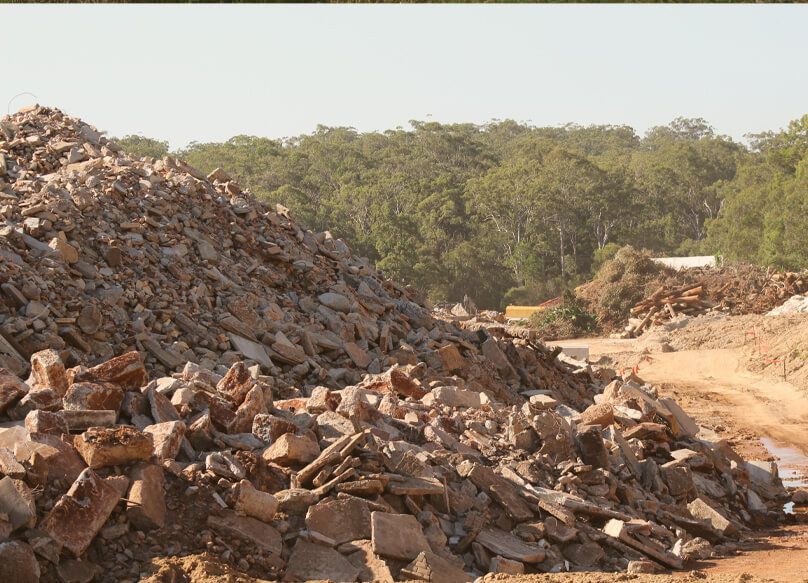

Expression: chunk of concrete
xmin=0 ymin=476 xmax=36 ymax=531
xmin=0 ymin=446 xmax=26 ymax=478
xmin=63 ymin=382 xmax=124 ymax=412
xmin=59 ymin=409 xmax=117 ymax=431
xmin=262 ymin=433 xmax=320 ymax=466
xmin=602 ymin=519 xmax=682 ymax=569
xmin=144 ymin=421 xmax=186 ymax=461
xmin=475 ymin=528 xmax=545 ymax=563
xmin=275 ymin=488 xmax=317 ymax=515
xmin=431 ymin=386 xmax=481 ymax=409
xmin=400 ymin=550 xmax=471 ymax=583
xmin=229 ymin=384 xmax=266 ymax=433
xmin=688 ymin=497 xmax=737 ymax=537
xmin=0 ymin=369 xmax=28 ymax=413
xmin=490 ymin=555 xmax=524 ymax=574
xmin=579 ymin=402 xmax=614 ymax=428
xmin=71 ymin=351 xmax=147 ymax=390
xmin=24 ymin=410 xmax=68 ymax=435
xmin=30 ymin=348 xmax=68 ymax=395
xmin=19 ymin=432 xmax=86 ymax=484
xmin=437 ymin=344 xmax=466 ymax=372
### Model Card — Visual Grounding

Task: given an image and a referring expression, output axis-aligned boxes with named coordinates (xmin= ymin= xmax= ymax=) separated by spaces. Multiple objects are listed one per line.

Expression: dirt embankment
xmin=635 ymin=313 xmax=808 ymax=393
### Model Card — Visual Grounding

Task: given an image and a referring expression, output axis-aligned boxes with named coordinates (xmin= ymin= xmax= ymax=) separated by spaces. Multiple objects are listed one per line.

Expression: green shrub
xmin=528 ymin=291 xmax=597 ymax=339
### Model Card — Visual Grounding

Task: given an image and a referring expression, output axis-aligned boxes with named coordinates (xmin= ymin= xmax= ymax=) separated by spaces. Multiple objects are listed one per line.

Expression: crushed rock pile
xmin=0 ymin=107 xmax=791 ymax=582
xmin=0 ymin=105 xmax=448 ymax=391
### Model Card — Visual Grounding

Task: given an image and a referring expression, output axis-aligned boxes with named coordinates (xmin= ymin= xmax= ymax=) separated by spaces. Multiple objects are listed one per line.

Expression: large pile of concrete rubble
xmin=0 ymin=107 xmax=788 ymax=582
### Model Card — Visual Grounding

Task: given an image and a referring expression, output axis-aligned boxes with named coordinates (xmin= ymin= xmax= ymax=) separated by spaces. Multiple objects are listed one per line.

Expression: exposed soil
xmin=483 ymin=573 xmax=778 ymax=583
xmin=142 ymin=553 xmax=264 ymax=583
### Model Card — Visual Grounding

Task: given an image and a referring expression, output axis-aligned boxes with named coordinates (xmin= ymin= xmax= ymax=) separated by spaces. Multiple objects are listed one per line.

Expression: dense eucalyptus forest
xmin=115 ymin=114 xmax=808 ymax=308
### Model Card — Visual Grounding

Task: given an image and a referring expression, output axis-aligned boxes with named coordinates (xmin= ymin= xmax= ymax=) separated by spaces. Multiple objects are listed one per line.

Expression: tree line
xmin=114 ymin=114 xmax=808 ymax=309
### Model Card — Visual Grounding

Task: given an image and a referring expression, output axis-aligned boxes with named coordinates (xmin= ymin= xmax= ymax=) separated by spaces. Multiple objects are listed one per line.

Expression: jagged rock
xmin=74 ymin=426 xmax=153 ymax=469
xmin=262 ymin=433 xmax=320 ymax=466
xmin=42 ymin=469 xmax=124 ymax=556
xmin=126 ymin=463 xmax=166 ymax=529
xmin=234 ymin=479 xmax=279 ymax=523
xmin=0 ymin=541 xmax=40 ymax=583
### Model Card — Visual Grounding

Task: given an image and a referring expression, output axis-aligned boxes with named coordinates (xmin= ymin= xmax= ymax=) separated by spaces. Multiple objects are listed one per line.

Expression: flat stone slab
xmin=476 ymin=528 xmax=546 ymax=563
xmin=283 ymin=539 xmax=360 ymax=582
xmin=371 ymin=511 xmax=430 ymax=561
xmin=207 ymin=510 xmax=282 ymax=556
xmin=42 ymin=469 xmax=123 ymax=556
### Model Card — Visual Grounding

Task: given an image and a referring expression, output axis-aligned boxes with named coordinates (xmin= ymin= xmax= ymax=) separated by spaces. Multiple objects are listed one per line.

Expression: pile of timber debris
xmin=622 ymin=284 xmax=715 ymax=338
xmin=652 ymin=265 xmax=808 ymax=318
xmin=0 ymin=107 xmax=791 ymax=582
xmin=621 ymin=268 xmax=808 ymax=338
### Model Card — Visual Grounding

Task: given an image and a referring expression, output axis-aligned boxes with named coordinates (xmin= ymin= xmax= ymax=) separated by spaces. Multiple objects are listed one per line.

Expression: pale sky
xmin=1 ymin=5 xmax=806 ymax=148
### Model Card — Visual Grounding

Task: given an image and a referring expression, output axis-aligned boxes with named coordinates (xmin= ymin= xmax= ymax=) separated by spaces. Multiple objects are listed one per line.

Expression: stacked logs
xmin=624 ymin=283 xmax=716 ymax=337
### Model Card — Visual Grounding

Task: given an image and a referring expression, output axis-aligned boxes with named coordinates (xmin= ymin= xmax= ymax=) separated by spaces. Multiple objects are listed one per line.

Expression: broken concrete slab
xmin=59 ymin=409 xmax=117 ymax=431
xmin=229 ymin=334 xmax=274 ymax=368
xmin=0 ymin=369 xmax=28 ymax=414
xmin=24 ymin=409 xmax=68 ymax=435
xmin=71 ymin=351 xmax=147 ymax=391
xmin=490 ymin=555 xmax=525 ymax=574
xmin=234 ymin=479 xmax=279 ymax=523
xmin=0 ymin=540 xmax=40 ymax=583
xmin=29 ymin=348 xmax=68 ymax=395
xmin=144 ymin=421 xmax=186 ymax=461
xmin=386 ymin=476 xmax=445 ymax=496
xmin=0 ymin=476 xmax=36 ymax=531
xmin=400 ymin=550 xmax=471 ymax=583
xmin=262 ymin=432 xmax=320 ymax=466
xmin=602 ymin=519 xmax=682 ymax=569
xmin=344 ymin=539 xmax=395 ymax=582
xmin=63 ymin=382 xmax=124 ymax=412
xmin=687 ymin=497 xmax=738 ymax=537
